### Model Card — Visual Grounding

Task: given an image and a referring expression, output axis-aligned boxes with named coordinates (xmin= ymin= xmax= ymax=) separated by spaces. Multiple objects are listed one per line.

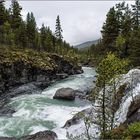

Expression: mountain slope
xmin=74 ymin=39 xmax=99 ymax=49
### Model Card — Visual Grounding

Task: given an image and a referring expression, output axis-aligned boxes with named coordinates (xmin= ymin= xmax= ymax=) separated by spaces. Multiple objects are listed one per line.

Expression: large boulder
xmin=53 ymin=88 xmax=76 ymax=100
xmin=0 ymin=130 xmax=57 ymax=140
xmin=20 ymin=130 xmax=57 ymax=140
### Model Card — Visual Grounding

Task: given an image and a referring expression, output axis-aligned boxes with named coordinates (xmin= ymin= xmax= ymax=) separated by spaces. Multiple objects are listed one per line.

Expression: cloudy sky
xmin=6 ymin=1 xmax=134 ymax=46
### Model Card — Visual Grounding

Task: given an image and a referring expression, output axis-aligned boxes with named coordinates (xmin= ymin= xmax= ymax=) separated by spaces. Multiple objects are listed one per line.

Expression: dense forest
xmin=0 ymin=0 xmax=79 ymax=56
xmin=0 ymin=0 xmax=140 ymax=66
xmin=81 ymin=0 xmax=140 ymax=67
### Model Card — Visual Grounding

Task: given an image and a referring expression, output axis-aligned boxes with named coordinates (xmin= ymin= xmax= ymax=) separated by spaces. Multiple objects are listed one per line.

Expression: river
xmin=0 ymin=67 xmax=96 ymax=139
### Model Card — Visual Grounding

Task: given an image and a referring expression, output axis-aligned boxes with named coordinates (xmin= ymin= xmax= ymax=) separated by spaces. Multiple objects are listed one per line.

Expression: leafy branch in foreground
xmin=95 ymin=52 xmax=128 ymax=138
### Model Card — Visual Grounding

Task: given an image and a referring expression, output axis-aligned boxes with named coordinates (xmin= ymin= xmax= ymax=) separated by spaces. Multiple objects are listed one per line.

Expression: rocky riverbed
xmin=0 ymin=67 xmax=96 ymax=139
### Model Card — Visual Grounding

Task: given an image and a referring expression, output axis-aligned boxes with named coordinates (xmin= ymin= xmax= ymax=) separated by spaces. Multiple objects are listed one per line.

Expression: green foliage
xmin=0 ymin=45 xmax=53 ymax=70
xmin=129 ymin=28 xmax=140 ymax=66
xmin=2 ymin=21 xmax=15 ymax=45
xmin=0 ymin=1 xmax=6 ymax=26
xmin=116 ymin=34 xmax=125 ymax=47
xmin=115 ymin=34 xmax=126 ymax=57
xmin=0 ymin=45 xmax=81 ymax=73
xmin=101 ymin=7 xmax=119 ymax=53
xmin=10 ymin=0 xmax=22 ymax=29
xmin=104 ymin=122 xmax=140 ymax=139
xmin=96 ymin=52 xmax=128 ymax=87
xmin=125 ymin=122 xmax=140 ymax=138
xmin=0 ymin=1 xmax=80 ymax=59
xmin=104 ymin=124 xmax=126 ymax=139
xmin=132 ymin=0 xmax=140 ymax=30
xmin=96 ymin=52 xmax=128 ymax=138
xmin=80 ymin=1 xmax=140 ymax=66
xmin=16 ymin=21 xmax=28 ymax=47
xmin=26 ymin=12 xmax=36 ymax=48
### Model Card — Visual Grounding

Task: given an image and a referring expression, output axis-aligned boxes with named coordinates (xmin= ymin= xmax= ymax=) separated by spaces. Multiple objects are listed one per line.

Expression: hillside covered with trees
xmin=0 ymin=0 xmax=84 ymax=94
xmin=0 ymin=0 xmax=79 ymax=55
xmin=81 ymin=0 xmax=140 ymax=67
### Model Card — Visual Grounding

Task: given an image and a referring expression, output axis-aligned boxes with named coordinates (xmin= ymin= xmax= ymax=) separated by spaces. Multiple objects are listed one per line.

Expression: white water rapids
xmin=0 ymin=67 xmax=96 ymax=139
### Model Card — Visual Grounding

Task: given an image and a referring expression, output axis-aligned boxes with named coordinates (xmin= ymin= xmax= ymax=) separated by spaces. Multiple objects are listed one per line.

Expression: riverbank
xmin=0 ymin=45 xmax=84 ymax=114
xmin=0 ymin=45 xmax=83 ymax=94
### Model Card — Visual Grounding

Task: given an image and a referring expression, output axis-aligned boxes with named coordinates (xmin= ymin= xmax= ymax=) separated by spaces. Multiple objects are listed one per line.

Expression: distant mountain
xmin=74 ymin=39 xmax=99 ymax=49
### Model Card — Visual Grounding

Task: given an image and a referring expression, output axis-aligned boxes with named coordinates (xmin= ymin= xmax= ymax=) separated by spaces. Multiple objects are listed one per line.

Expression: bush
xmin=123 ymin=122 xmax=140 ymax=139
xmin=104 ymin=124 xmax=126 ymax=139
xmin=104 ymin=122 xmax=140 ymax=140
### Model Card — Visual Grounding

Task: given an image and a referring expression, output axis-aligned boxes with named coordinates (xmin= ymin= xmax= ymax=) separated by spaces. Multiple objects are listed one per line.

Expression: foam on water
xmin=42 ymin=67 xmax=95 ymax=98
xmin=29 ymin=125 xmax=48 ymax=135
xmin=0 ymin=67 xmax=96 ymax=138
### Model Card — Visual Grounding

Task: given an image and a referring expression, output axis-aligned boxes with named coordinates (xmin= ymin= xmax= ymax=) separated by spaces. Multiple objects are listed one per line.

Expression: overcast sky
xmin=6 ymin=1 xmax=134 ymax=46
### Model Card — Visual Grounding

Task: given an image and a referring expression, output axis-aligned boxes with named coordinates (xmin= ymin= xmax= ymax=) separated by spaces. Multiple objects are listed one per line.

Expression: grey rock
xmin=125 ymin=95 xmax=140 ymax=124
xmin=0 ymin=130 xmax=57 ymax=140
xmin=53 ymin=88 xmax=75 ymax=100
xmin=63 ymin=108 xmax=93 ymax=128
xmin=20 ymin=130 xmax=57 ymax=140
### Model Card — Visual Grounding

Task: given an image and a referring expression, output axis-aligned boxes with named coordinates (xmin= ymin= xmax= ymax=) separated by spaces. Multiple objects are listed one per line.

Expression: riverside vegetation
xmin=68 ymin=0 xmax=140 ymax=139
xmin=0 ymin=0 xmax=140 ymax=140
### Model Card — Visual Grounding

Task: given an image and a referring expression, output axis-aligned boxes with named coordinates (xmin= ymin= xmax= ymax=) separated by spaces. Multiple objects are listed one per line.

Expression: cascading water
xmin=0 ymin=67 xmax=96 ymax=139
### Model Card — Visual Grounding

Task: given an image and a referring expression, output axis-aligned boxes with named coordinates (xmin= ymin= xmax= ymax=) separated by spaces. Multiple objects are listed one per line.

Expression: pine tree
xmin=46 ymin=27 xmax=53 ymax=52
xmin=0 ymin=0 xmax=6 ymax=26
xmin=35 ymin=28 xmax=40 ymax=50
xmin=130 ymin=28 xmax=140 ymax=66
xmin=52 ymin=34 xmax=56 ymax=52
xmin=2 ymin=21 xmax=14 ymax=45
xmin=132 ymin=0 xmax=140 ymax=29
xmin=96 ymin=52 xmax=128 ymax=138
xmin=16 ymin=21 xmax=27 ymax=47
xmin=115 ymin=3 xmax=132 ymax=58
xmin=10 ymin=0 xmax=22 ymax=29
xmin=40 ymin=23 xmax=47 ymax=50
xmin=0 ymin=0 xmax=6 ymax=44
xmin=55 ymin=15 xmax=63 ymax=41
xmin=121 ymin=4 xmax=132 ymax=57
xmin=26 ymin=12 xmax=36 ymax=48
xmin=115 ymin=2 xmax=125 ymax=32
xmin=101 ymin=7 xmax=120 ymax=53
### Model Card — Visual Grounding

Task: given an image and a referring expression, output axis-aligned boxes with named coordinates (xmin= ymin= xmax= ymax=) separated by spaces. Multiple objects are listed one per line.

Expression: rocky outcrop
xmin=0 ymin=52 xmax=83 ymax=116
xmin=126 ymin=95 xmax=140 ymax=124
xmin=114 ymin=69 xmax=140 ymax=126
xmin=80 ymin=58 xmax=94 ymax=67
xmin=0 ymin=130 xmax=57 ymax=140
xmin=0 ymin=53 xmax=83 ymax=95
xmin=112 ymin=84 xmax=127 ymax=114
xmin=63 ymin=108 xmax=93 ymax=128
xmin=53 ymin=88 xmax=76 ymax=100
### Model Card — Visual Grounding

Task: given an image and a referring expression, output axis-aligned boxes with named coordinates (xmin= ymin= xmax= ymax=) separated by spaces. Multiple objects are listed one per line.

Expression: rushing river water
xmin=0 ymin=67 xmax=96 ymax=139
